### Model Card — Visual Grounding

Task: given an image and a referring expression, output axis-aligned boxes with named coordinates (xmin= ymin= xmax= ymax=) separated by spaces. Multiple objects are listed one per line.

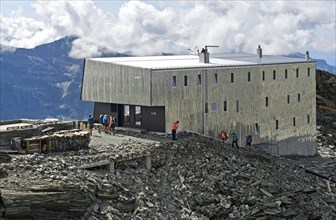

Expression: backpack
xmin=103 ymin=116 xmax=108 ymax=125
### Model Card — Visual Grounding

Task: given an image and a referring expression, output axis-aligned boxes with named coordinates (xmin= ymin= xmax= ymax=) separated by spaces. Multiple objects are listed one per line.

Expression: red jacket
xmin=172 ymin=122 xmax=179 ymax=130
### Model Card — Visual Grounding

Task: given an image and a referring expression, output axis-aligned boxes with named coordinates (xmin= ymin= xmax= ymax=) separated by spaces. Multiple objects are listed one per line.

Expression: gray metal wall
xmin=151 ymin=62 xmax=316 ymax=155
xmin=81 ymin=59 xmax=151 ymax=106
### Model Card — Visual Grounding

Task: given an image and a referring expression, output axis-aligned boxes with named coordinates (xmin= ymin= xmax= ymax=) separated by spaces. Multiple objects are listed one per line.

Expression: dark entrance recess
xmin=118 ymin=105 xmax=165 ymax=132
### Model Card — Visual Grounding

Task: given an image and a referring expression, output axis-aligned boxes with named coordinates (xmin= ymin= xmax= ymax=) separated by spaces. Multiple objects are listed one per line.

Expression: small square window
xmin=211 ymin=102 xmax=217 ymax=112
xmin=248 ymin=72 xmax=251 ymax=82
xmin=285 ymin=69 xmax=288 ymax=79
xmin=184 ymin=75 xmax=188 ymax=86
xmin=276 ymin=120 xmax=279 ymax=130
xmin=231 ymin=73 xmax=234 ymax=83
xmin=273 ymin=70 xmax=276 ymax=80
xmin=224 ymin=101 xmax=227 ymax=112
xmin=213 ymin=73 xmax=218 ymax=84
xmin=262 ymin=71 xmax=265 ymax=81
xmin=172 ymin=76 xmax=176 ymax=88
xmin=197 ymin=74 xmax=201 ymax=86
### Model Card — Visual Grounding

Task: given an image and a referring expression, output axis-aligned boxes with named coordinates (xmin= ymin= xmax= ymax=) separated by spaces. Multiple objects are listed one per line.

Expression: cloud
xmin=1 ymin=0 xmax=335 ymax=59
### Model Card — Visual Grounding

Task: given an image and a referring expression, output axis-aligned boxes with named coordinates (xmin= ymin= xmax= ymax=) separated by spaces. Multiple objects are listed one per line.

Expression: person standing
xmin=221 ymin=130 xmax=228 ymax=143
xmin=171 ymin=121 xmax=179 ymax=140
xmin=245 ymin=135 xmax=252 ymax=150
xmin=232 ymin=132 xmax=239 ymax=148
xmin=88 ymin=115 xmax=94 ymax=135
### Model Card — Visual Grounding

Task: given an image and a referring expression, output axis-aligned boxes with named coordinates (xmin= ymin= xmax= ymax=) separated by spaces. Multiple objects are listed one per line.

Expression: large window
xmin=135 ymin=106 xmax=142 ymax=125
xmin=124 ymin=105 xmax=130 ymax=124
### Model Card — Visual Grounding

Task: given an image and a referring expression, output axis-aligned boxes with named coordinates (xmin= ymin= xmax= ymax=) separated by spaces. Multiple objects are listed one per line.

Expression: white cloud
xmin=0 ymin=0 xmax=335 ymax=60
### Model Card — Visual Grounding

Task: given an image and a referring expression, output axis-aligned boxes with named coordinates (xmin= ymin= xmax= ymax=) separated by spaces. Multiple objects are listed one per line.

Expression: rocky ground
xmin=0 ymin=70 xmax=335 ymax=219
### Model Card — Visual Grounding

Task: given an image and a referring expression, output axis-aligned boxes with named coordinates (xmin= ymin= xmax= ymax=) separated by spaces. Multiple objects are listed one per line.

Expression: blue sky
xmin=1 ymin=0 xmax=335 ymax=65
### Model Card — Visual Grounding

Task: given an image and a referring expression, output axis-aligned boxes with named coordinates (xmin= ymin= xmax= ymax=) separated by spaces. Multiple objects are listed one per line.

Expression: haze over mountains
xmin=0 ymin=37 xmax=335 ymax=120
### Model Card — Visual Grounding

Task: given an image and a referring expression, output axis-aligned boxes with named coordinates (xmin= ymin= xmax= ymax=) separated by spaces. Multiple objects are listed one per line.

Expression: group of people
xmin=87 ymin=114 xmax=116 ymax=135
xmin=221 ymin=130 xmax=253 ymax=150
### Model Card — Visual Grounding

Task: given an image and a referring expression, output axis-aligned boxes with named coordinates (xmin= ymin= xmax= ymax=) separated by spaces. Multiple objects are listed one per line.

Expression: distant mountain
xmin=284 ymin=52 xmax=336 ymax=74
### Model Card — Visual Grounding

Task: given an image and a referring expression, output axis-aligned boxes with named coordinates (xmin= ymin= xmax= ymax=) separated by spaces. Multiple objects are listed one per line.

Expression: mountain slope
xmin=0 ymin=37 xmax=92 ymax=120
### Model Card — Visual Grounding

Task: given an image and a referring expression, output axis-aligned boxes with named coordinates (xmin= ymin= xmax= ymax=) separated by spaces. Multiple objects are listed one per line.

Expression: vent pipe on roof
xmin=257 ymin=45 xmax=262 ymax=58
xmin=198 ymin=45 xmax=219 ymax=63
xmin=305 ymin=51 xmax=310 ymax=61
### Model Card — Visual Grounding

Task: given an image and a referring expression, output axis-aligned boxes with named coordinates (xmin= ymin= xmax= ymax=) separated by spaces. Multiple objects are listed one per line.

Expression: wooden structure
xmin=24 ymin=136 xmax=52 ymax=154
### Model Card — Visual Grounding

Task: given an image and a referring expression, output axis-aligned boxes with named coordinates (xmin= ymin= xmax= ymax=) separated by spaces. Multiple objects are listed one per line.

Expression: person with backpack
xmin=245 ymin=135 xmax=252 ymax=149
xmin=102 ymin=114 xmax=109 ymax=133
xmin=87 ymin=115 xmax=94 ymax=135
xmin=232 ymin=132 xmax=239 ymax=148
xmin=221 ymin=130 xmax=228 ymax=143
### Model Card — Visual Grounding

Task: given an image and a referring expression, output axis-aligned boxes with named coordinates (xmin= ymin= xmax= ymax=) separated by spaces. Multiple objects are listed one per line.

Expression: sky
xmin=1 ymin=0 xmax=335 ymax=65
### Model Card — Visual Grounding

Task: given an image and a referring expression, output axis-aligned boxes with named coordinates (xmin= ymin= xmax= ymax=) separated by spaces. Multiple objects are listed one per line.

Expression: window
xmin=276 ymin=120 xmax=279 ymax=130
xmin=287 ymin=95 xmax=290 ymax=104
xmin=111 ymin=104 xmax=118 ymax=112
xmin=254 ymin=123 xmax=259 ymax=134
xmin=307 ymin=114 xmax=310 ymax=124
xmin=231 ymin=73 xmax=234 ymax=83
xmin=293 ymin=117 xmax=296 ymax=126
xmin=308 ymin=68 xmax=310 ymax=77
xmin=135 ymin=106 xmax=141 ymax=125
xmin=265 ymin=97 xmax=269 ymax=107
xmin=211 ymin=102 xmax=217 ymax=112
xmin=298 ymin=93 xmax=301 ymax=102
xmin=197 ymin=74 xmax=202 ymax=86
xmin=205 ymin=103 xmax=208 ymax=114
xmin=285 ymin=69 xmax=288 ymax=79
xmin=223 ymin=101 xmax=227 ymax=112
xmin=184 ymin=75 xmax=188 ymax=86
xmin=262 ymin=71 xmax=265 ymax=81
xmin=236 ymin=100 xmax=239 ymax=112
xmin=124 ymin=105 xmax=130 ymax=124
xmin=172 ymin=76 xmax=176 ymax=88
xmin=273 ymin=70 xmax=276 ymax=80
xmin=213 ymin=73 xmax=218 ymax=84
xmin=296 ymin=68 xmax=299 ymax=78
xmin=248 ymin=72 xmax=251 ymax=82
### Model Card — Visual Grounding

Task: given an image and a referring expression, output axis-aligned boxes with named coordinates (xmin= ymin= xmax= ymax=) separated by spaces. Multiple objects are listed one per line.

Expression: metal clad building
xmin=81 ymin=47 xmax=316 ymax=155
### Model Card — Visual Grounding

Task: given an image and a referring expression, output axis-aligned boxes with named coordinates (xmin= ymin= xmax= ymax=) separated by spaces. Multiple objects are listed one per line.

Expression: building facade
xmin=81 ymin=47 xmax=316 ymax=155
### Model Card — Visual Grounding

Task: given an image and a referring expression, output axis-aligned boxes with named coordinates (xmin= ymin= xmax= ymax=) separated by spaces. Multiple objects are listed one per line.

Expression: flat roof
xmin=88 ymin=53 xmax=312 ymax=70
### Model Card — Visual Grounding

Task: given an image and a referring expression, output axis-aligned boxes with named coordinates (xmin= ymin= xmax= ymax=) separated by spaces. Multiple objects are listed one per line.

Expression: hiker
xmin=108 ymin=115 xmax=114 ymax=134
xmin=112 ymin=117 xmax=116 ymax=131
xmin=102 ymin=114 xmax=109 ymax=133
xmin=220 ymin=130 xmax=228 ymax=142
xmin=232 ymin=132 xmax=239 ymax=148
xmin=171 ymin=121 xmax=179 ymax=140
xmin=87 ymin=115 xmax=94 ymax=135
xmin=245 ymin=135 xmax=252 ymax=150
